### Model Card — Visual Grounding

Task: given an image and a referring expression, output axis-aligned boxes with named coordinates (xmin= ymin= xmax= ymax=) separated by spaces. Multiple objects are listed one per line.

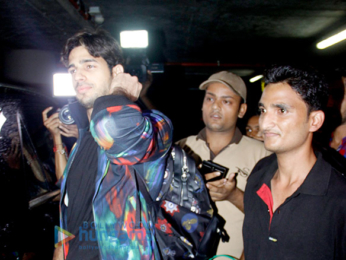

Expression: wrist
xmin=227 ymin=187 xmax=242 ymax=203
xmin=53 ymin=135 xmax=62 ymax=144
xmin=53 ymin=144 xmax=67 ymax=155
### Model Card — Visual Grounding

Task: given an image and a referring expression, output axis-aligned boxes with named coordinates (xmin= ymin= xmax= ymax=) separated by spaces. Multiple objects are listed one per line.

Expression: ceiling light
xmin=120 ymin=30 xmax=148 ymax=48
xmin=249 ymin=75 xmax=263 ymax=83
xmin=53 ymin=73 xmax=76 ymax=97
xmin=89 ymin=6 xmax=104 ymax=24
xmin=0 ymin=110 xmax=7 ymax=133
xmin=317 ymin=29 xmax=346 ymax=49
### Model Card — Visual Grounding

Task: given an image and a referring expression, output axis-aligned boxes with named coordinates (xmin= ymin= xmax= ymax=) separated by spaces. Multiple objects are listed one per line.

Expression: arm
xmin=205 ymin=172 xmax=244 ymax=212
xmin=90 ymin=70 xmax=172 ymax=165
xmin=42 ymin=107 xmax=78 ymax=181
xmin=52 ymin=245 xmax=63 ymax=260
xmin=330 ymin=124 xmax=346 ymax=150
xmin=139 ymin=70 xmax=156 ymax=110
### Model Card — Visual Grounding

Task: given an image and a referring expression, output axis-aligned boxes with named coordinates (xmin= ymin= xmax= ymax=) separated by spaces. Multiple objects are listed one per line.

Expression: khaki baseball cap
xmin=199 ymin=71 xmax=247 ymax=103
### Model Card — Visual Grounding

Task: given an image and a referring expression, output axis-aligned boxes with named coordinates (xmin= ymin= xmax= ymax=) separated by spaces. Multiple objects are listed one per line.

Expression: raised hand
xmin=110 ymin=65 xmax=142 ymax=101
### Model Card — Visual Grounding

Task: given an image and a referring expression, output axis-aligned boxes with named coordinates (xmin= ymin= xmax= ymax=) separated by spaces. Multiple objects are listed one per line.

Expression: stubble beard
xmin=77 ymin=93 xmax=98 ymax=109
xmin=76 ymin=81 xmax=111 ymax=109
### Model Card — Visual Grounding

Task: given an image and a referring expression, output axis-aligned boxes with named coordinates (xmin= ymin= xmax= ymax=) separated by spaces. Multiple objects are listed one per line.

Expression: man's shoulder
xmin=248 ymin=153 xmax=277 ymax=180
xmin=176 ymin=135 xmax=199 ymax=147
xmin=175 ymin=135 xmax=205 ymax=166
xmin=328 ymin=164 xmax=346 ymax=194
xmin=239 ymin=135 xmax=271 ymax=155
xmin=240 ymin=135 xmax=264 ymax=147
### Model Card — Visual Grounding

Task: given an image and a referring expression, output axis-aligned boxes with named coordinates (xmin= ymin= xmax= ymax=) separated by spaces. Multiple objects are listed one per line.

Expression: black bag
xmin=136 ymin=145 xmax=229 ymax=260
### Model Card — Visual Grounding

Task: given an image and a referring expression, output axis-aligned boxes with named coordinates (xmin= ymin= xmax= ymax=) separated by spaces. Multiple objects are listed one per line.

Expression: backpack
xmin=136 ymin=145 xmax=229 ymax=260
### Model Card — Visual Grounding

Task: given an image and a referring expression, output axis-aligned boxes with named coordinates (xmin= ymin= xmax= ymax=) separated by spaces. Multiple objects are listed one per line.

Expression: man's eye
xmin=279 ymin=108 xmax=287 ymax=114
xmin=86 ymin=64 xmax=95 ymax=69
xmin=246 ymin=127 xmax=252 ymax=133
xmin=258 ymin=108 xmax=266 ymax=114
xmin=223 ymin=100 xmax=231 ymax=105
xmin=68 ymin=69 xmax=76 ymax=74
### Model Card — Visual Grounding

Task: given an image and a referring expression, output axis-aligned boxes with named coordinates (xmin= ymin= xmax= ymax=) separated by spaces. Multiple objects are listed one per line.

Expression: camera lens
xmin=58 ymin=104 xmax=75 ymax=125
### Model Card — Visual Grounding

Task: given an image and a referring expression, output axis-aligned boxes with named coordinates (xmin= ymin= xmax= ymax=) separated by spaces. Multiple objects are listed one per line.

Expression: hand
xmin=330 ymin=124 xmax=346 ymax=150
xmin=59 ymin=123 xmax=78 ymax=139
xmin=205 ymin=172 xmax=237 ymax=202
xmin=141 ymin=70 xmax=153 ymax=94
xmin=3 ymin=141 xmax=21 ymax=169
xmin=42 ymin=107 xmax=60 ymax=137
xmin=110 ymin=65 xmax=142 ymax=101
xmin=8 ymin=130 xmax=20 ymax=147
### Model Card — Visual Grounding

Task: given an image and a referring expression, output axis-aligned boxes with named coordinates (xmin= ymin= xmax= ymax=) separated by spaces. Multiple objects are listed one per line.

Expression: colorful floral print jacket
xmin=59 ymin=95 xmax=173 ymax=259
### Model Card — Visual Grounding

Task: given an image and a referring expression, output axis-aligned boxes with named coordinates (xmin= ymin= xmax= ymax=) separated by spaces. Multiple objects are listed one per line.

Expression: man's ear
xmin=238 ymin=103 xmax=247 ymax=118
xmin=309 ymin=110 xmax=325 ymax=132
xmin=112 ymin=64 xmax=124 ymax=78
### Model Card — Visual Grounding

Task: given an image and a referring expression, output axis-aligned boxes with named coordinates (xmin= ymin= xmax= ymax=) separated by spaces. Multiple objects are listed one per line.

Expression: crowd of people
xmin=38 ymin=28 xmax=346 ymax=260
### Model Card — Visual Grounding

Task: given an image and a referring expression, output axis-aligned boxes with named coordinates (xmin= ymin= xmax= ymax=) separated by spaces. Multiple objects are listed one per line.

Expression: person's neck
xmin=275 ymin=143 xmax=316 ymax=185
xmin=87 ymin=108 xmax=93 ymax=122
xmin=206 ymin=127 xmax=236 ymax=156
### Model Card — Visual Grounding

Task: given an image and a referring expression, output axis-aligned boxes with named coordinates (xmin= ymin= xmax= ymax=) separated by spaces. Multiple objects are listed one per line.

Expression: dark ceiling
xmin=2 ymin=0 xmax=346 ymax=68
xmin=1 ymin=0 xmax=346 ymax=139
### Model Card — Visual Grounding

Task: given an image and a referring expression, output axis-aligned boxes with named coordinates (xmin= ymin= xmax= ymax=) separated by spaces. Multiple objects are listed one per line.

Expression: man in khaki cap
xmin=177 ymin=71 xmax=270 ymax=260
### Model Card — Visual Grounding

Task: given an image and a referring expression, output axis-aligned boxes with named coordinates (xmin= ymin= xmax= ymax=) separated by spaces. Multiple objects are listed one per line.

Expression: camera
xmin=199 ymin=160 xmax=229 ymax=182
xmin=58 ymin=104 xmax=75 ymax=125
xmin=125 ymin=64 xmax=147 ymax=83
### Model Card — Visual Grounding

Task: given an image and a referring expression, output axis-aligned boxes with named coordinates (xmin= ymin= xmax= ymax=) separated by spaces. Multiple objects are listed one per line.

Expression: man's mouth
xmin=262 ymin=131 xmax=279 ymax=138
xmin=76 ymin=84 xmax=92 ymax=94
xmin=210 ymin=113 xmax=222 ymax=119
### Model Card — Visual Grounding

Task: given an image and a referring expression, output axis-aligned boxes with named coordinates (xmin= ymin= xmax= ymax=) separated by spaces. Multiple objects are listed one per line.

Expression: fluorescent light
xmin=53 ymin=73 xmax=76 ymax=97
xmin=249 ymin=75 xmax=263 ymax=83
xmin=0 ymin=110 xmax=7 ymax=133
xmin=317 ymin=29 xmax=346 ymax=49
xmin=120 ymin=30 xmax=148 ymax=48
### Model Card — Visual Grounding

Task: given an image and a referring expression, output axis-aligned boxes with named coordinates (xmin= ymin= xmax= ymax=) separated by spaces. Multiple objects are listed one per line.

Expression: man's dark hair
xmin=61 ymin=28 xmax=124 ymax=71
xmin=264 ymin=64 xmax=329 ymax=113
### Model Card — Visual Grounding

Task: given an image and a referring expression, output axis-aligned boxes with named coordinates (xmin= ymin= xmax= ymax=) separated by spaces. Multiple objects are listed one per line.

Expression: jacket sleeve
xmin=90 ymin=95 xmax=173 ymax=165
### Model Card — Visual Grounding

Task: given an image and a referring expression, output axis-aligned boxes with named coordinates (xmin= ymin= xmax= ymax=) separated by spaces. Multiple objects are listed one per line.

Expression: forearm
xmin=53 ymin=135 xmax=67 ymax=181
xmin=227 ymin=187 xmax=244 ymax=213
xmin=91 ymin=95 xmax=172 ymax=163
xmin=52 ymin=245 xmax=63 ymax=260
xmin=139 ymin=94 xmax=156 ymax=110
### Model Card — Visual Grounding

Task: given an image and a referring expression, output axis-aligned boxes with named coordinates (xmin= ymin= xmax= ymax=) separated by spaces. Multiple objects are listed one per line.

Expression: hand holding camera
xmin=200 ymin=160 xmax=229 ymax=182
xmin=42 ymin=107 xmax=78 ymax=139
xmin=200 ymin=161 xmax=241 ymax=203
xmin=42 ymin=107 xmax=61 ymax=137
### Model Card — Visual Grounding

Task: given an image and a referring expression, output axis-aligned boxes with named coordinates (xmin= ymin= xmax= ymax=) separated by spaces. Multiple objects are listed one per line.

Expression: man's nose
xmin=212 ymin=99 xmax=221 ymax=110
xmin=73 ymin=69 xmax=86 ymax=82
xmin=259 ymin=111 xmax=275 ymax=130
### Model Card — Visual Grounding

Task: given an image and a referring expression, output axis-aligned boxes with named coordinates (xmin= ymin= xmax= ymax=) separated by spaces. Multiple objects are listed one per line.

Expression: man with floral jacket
xmin=53 ymin=29 xmax=172 ymax=260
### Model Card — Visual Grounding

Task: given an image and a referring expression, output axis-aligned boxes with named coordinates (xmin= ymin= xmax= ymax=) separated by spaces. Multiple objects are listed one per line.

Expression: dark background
xmin=0 ymin=1 xmax=346 ymax=259
xmin=1 ymin=0 xmax=346 ymax=140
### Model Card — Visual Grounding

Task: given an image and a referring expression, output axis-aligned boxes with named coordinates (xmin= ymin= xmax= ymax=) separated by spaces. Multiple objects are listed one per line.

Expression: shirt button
xmin=277 ymin=209 xmax=280 ymax=214
xmin=269 ymin=237 xmax=277 ymax=242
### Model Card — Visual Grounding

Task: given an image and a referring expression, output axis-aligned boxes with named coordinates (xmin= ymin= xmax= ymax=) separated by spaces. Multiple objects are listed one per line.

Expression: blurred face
xmin=246 ymin=115 xmax=263 ymax=141
xmin=259 ymin=82 xmax=314 ymax=154
xmin=68 ymin=46 xmax=112 ymax=108
xmin=202 ymin=82 xmax=246 ymax=133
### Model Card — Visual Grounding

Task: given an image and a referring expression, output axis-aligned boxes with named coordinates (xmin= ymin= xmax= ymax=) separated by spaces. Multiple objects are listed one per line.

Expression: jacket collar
xmin=197 ymin=127 xmax=243 ymax=145
xmin=68 ymin=101 xmax=89 ymax=130
xmin=258 ymin=152 xmax=331 ymax=196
